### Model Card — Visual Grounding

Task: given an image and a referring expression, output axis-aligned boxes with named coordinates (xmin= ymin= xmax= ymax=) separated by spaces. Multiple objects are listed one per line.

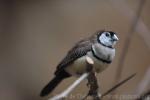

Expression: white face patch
xmin=99 ymin=32 xmax=118 ymax=47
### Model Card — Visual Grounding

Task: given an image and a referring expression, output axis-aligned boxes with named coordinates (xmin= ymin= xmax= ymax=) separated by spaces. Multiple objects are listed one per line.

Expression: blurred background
xmin=0 ymin=0 xmax=150 ymax=100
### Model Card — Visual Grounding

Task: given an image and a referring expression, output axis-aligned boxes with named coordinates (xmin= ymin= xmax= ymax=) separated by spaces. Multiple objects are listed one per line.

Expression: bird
xmin=40 ymin=30 xmax=119 ymax=97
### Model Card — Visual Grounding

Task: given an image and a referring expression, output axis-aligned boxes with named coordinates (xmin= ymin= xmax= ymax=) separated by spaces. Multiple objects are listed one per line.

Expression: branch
xmin=82 ymin=68 xmax=101 ymax=100
xmin=101 ymin=73 xmax=136 ymax=98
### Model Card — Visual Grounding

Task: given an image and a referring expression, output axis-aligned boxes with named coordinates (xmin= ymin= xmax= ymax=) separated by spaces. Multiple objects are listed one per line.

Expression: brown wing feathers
xmin=54 ymin=37 xmax=95 ymax=75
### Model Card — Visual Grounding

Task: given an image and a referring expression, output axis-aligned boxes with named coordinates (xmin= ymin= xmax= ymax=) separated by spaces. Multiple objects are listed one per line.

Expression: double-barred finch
xmin=40 ymin=30 xmax=119 ymax=97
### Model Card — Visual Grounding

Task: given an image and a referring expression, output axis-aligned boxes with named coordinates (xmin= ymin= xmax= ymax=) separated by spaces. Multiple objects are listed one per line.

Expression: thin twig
xmin=101 ymin=73 xmax=136 ymax=98
xmin=85 ymin=72 xmax=101 ymax=100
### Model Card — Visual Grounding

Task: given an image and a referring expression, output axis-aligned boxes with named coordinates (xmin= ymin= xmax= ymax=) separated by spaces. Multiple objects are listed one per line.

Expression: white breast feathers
xmin=92 ymin=43 xmax=115 ymax=62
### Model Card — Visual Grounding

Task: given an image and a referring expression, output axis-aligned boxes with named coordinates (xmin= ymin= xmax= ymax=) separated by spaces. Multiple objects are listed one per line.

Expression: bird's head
xmin=97 ymin=30 xmax=119 ymax=48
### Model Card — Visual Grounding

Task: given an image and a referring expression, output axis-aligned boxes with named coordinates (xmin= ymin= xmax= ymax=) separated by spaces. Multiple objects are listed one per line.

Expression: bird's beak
xmin=113 ymin=34 xmax=119 ymax=41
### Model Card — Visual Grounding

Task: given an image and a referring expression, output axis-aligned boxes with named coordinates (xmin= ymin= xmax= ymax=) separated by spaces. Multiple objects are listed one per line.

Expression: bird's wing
xmin=54 ymin=38 xmax=94 ymax=75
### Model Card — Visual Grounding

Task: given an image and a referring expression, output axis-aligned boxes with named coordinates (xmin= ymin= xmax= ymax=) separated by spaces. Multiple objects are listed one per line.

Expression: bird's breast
xmin=87 ymin=51 xmax=109 ymax=73
xmin=65 ymin=51 xmax=109 ymax=76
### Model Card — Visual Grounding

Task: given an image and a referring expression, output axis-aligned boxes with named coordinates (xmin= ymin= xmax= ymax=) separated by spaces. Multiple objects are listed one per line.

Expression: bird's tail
xmin=40 ymin=75 xmax=64 ymax=97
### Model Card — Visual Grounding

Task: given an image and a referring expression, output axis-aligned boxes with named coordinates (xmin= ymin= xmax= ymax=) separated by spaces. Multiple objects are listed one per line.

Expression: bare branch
xmin=83 ymin=72 xmax=101 ymax=100
xmin=101 ymin=73 xmax=136 ymax=98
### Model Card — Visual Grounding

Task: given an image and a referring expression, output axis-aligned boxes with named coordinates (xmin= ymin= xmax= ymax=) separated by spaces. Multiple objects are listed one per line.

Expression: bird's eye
xmin=105 ymin=32 xmax=110 ymax=37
